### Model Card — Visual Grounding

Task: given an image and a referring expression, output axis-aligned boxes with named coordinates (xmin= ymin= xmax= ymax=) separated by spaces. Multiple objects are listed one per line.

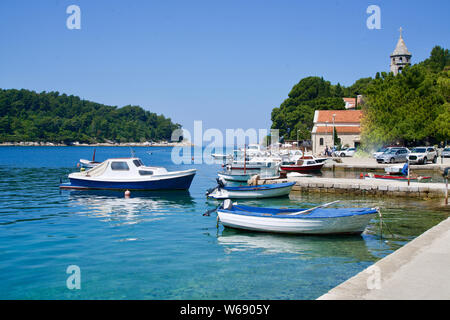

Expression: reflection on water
xmin=68 ymin=190 xmax=195 ymax=225
xmin=218 ymin=228 xmax=376 ymax=262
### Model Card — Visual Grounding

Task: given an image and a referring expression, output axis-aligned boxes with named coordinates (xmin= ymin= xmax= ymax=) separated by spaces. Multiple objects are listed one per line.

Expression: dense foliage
xmin=361 ymin=46 xmax=450 ymax=149
xmin=0 ymin=89 xmax=181 ymax=143
xmin=270 ymin=76 xmax=372 ymax=141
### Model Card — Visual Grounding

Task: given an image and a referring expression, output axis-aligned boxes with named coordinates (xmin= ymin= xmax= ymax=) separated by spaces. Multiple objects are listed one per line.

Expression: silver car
xmin=376 ymin=147 xmax=410 ymax=163
xmin=442 ymin=147 xmax=450 ymax=158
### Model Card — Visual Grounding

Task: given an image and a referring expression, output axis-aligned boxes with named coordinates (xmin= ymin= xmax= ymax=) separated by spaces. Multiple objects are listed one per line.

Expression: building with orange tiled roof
xmin=343 ymin=97 xmax=356 ymax=109
xmin=311 ymin=110 xmax=363 ymax=154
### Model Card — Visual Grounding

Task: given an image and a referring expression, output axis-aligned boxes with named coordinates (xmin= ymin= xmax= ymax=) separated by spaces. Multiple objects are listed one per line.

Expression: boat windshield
xmin=133 ymin=159 xmax=144 ymax=167
xmin=111 ymin=162 xmax=130 ymax=171
xmin=411 ymin=148 xmax=426 ymax=153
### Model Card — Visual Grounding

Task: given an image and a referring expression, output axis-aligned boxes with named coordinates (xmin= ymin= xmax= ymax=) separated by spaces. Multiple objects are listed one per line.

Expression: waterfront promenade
xmin=284 ymin=176 xmax=448 ymax=199
xmin=262 ymin=156 xmax=449 ymax=200
xmin=318 ymin=216 xmax=450 ymax=300
xmin=323 ymin=156 xmax=450 ymax=173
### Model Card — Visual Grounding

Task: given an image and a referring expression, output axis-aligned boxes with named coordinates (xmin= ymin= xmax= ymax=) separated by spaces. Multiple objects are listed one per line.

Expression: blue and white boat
xmin=217 ymin=200 xmax=379 ymax=235
xmin=206 ymin=181 xmax=295 ymax=199
xmin=60 ymin=157 xmax=196 ymax=191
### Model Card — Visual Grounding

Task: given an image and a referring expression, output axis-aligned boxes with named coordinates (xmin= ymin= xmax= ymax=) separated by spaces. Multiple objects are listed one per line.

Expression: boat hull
xmin=364 ymin=174 xmax=431 ymax=181
xmin=208 ymin=182 xmax=295 ymax=199
xmin=217 ymin=210 xmax=376 ymax=234
xmin=62 ymin=171 xmax=196 ymax=190
xmin=280 ymin=164 xmax=324 ymax=172
xmin=218 ymin=172 xmax=253 ymax=182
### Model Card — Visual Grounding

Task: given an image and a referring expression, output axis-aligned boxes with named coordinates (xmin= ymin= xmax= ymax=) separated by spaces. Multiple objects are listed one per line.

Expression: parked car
xmin=372 ymin=147 xmax=389 ymax=158
xmin=376 ymin=147 xmax=410 ymax=163
xmin=336 ymin=147 xmax=356 ymax=157
xmin=408 ymin=147 xmax=437 ymax=164
xmin=442 ymin=147 xmax=450 ymax=158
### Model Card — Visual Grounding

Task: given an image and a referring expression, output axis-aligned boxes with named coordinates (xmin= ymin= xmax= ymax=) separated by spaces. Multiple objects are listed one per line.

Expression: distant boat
xmin=286 ymin=172 xmax=313 ymax=178
xmin=212 ymin=153 xmax=232 ymax=161
xmin=206 ymin=181 xmax=295 ymax=199
xmin=364 ymin=173 xmax=431 ymax=182
xmin=218 ymin=168 xmax=280 ymax=182
xmin=217 ymin=171 xmax=253 ymax=182
xmin=61 ymin=157 xmax=196 ymax=190
xmin=79 ymin=148 xmax=101 ymax=168
xmin=217 ymin=200 xmax=378 ymax=235
xmin=79 ymin=159 xmax=101 ymax=168
xmin=280 ymin=159 xmax=324 ymax=173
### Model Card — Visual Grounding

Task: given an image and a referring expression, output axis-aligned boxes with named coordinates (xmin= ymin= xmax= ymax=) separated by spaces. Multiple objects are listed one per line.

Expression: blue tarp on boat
xmin=222 ymin=204 xmax=378 ymax=219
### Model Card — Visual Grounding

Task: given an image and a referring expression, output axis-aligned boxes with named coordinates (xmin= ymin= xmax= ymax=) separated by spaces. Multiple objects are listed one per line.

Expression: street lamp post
xmin=332 ymin=114 xmax=336 ymax=150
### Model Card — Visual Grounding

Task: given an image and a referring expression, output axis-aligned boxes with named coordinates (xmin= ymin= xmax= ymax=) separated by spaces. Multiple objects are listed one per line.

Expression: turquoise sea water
xmin=0 ymin=146 xmax=448 ymax=300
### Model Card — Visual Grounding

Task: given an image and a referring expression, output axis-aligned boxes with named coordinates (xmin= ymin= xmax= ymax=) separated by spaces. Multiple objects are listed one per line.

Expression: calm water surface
xmin=0 ymin=147 xmax=448 ymax=299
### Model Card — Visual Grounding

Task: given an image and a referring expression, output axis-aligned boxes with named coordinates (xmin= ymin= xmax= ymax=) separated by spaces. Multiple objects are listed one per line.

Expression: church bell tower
xmin=390 ymin=27 xmax=412 ymax=75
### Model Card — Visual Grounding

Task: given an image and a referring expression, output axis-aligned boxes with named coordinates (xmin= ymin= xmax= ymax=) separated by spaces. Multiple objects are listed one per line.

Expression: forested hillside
xmin=0 ymin=89 xmax=181 ymax=143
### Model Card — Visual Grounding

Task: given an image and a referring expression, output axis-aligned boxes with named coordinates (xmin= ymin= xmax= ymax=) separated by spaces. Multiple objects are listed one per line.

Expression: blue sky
xmin=0 ymin=0 xmax=448 ymax=136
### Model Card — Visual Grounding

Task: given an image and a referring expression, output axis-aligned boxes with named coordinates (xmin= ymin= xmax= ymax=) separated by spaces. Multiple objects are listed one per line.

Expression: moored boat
xmin=60 ymin=157 xmax=196 ymax=190
xmin=280 ymin=159 xmax=324 ymax=173
xmin=79 ymin=159 xmax=101 ymax=168
xmin=364 ymin=173 xmax=431 ymax=182
xmin=206 ymin=181 xmax=295 ymax=199
xmin=217 ymin=200 xmax=378 ymax=235
xmin=217 ymin=171 xmax=253 ymax=182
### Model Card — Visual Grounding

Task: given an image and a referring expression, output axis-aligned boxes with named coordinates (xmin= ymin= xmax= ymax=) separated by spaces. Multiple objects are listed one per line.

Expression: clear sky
xmin=0 ymin=0 xmax=448 ymax=136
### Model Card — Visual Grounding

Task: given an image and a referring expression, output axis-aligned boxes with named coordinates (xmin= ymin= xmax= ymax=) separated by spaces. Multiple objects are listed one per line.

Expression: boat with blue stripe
xmin=206 ymin=181 xmax=295 ymax=199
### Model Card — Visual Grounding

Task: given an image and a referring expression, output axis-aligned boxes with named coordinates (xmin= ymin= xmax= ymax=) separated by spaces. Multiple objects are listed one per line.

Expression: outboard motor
xmin=216 ymin=177 xmax=225 ymax=189
xmin=222 ymin=199 xmax=233 ymax=210
xmin=206 ymin=177 xmax=226 ymax=196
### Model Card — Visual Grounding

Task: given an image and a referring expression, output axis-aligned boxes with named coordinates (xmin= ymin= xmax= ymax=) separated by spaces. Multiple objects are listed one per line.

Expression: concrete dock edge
xmin=318 ymin=217 xmax=450 ymax=300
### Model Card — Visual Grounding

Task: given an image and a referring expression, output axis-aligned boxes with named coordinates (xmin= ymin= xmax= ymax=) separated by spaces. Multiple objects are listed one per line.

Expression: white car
xmin=336 ymin=148 xmax=356 ymax=157
xmin=408 ymin=147 xmax=438 ymax=164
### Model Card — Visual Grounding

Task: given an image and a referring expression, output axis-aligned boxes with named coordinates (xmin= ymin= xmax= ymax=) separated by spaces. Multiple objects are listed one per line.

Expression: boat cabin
xmin=75 ymin=158 xmax=168 ymax=178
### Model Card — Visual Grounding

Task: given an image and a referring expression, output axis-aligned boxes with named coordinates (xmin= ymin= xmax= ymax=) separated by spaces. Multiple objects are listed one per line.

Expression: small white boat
xmin=217 ymin=200 xmax=378 ymax=235
xmin=286 ymin=172 xmax=313 ymax=178
xmin=79 ymin=149 xmax=101 ymax=168
xmin=385 ymin=164 xmax=406 ymax=175
xmin=206 ymin=181 xmax=295 ymax=199
xmin=212 ymin=153 xmax=232 ymax=160
xmin=218 ymin=171 xmax=253 ymax=182
xmin=79 ymin=159 xmax=101 ymax=168
xmin=61 ymin=157 xmax=196 ymax=190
